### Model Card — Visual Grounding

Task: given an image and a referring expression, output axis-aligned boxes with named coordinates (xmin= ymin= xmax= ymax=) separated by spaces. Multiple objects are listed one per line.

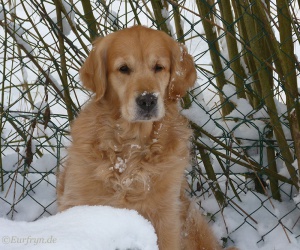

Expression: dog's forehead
xmin=108 ymin=27 xmax=172 ymax=60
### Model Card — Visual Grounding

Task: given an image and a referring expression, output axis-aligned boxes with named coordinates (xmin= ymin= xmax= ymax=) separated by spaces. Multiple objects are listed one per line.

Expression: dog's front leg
xmin=153 ymin=210 xmax=181 ymax=250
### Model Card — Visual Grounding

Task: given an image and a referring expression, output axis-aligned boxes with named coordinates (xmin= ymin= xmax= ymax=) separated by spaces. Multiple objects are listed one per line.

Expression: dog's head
xmin=80 ymin=26 xmax=196 ymax=122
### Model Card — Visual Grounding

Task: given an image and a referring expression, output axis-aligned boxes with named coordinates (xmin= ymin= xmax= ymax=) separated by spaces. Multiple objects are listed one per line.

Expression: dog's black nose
xmin=136 ymin=93 xmax=157 ymax=111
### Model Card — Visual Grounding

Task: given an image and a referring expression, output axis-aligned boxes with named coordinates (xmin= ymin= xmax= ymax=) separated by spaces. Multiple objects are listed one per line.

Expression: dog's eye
xmin=154 ymin=64 xmax=164 ymax=73
xmin=119 ymin=65 xmax=131 ymax=74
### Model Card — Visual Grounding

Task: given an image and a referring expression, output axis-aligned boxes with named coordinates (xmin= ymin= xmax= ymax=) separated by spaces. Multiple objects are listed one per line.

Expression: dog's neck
xmin=114 ymin=118 xmax=162 ymax=145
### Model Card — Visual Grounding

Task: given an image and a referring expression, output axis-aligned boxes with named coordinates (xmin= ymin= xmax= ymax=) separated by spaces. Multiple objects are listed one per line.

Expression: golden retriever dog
xmin=57 ymin=26 xmax=236 ymax=250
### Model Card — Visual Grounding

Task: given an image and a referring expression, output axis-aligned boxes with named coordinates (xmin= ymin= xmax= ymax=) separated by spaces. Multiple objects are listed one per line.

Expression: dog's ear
xmin=168 ymin=44 xmax=197 ymax=100
xmin=79 ymin=38 xmax=107 ymax=101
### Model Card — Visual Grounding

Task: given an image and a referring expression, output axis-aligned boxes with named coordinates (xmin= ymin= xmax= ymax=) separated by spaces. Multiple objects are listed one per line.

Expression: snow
xmin=160 ymin=4 xmax=175 ymax=37
xmin=114 ymin=156 xmax=127 ymax=173
xmin=213 ymin=192 xmax=300 ymax=250
xmin=107 ymin=10 xmax=119 ymax=30
xmin=181 ymin=97 xmax=217 ymax=135
xmin=222 ymin=84 xmax=254 ymax=118
xmin=0 ymin=206 xmax=158 ymax=250
xmin=50 ymin=0 xmax=76 ymax=36
xmin=41 ymin=70 xmax=64 ymax=94
xmin=7 ymin=22 xmax=33 ymax=53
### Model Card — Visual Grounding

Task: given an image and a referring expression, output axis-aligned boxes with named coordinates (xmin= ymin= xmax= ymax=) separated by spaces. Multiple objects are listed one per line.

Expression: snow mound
xmin=0 ymin=206 xmax=158 ymax=250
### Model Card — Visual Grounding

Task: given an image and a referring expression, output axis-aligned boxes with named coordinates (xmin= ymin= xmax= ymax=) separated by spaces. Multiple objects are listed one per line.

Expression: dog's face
xmin=80 ymin=26 xmax=196 ymax=122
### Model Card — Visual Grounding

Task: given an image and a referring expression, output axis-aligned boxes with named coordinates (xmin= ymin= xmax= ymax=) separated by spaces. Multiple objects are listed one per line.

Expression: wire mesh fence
xmin=0 ymin=0 xmax=300 ymax=247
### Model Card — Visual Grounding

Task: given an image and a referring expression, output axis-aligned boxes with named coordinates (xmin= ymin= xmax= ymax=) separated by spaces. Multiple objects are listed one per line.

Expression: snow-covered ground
xmin=0 ymin=206 xmax=158 ymax=250
xmin=1 ymin=1 xmax=300 ymax=250
xmin=0 ymin=198 xmax=299 ymax=250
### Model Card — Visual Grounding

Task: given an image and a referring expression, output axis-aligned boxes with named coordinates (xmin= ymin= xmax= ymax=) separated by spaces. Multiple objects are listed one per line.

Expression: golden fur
xmin=57 ymin=26 xmax=236 ymax=250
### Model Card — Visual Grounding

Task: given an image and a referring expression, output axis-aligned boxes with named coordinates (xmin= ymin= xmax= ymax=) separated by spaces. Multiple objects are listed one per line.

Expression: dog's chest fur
xmin=104 ymin=118 xmax=189 ymax=200
xmin=66 ymin=100 xmax=191 ymax=208
xmin=69 ymin=100 xmax=192 ymax=205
